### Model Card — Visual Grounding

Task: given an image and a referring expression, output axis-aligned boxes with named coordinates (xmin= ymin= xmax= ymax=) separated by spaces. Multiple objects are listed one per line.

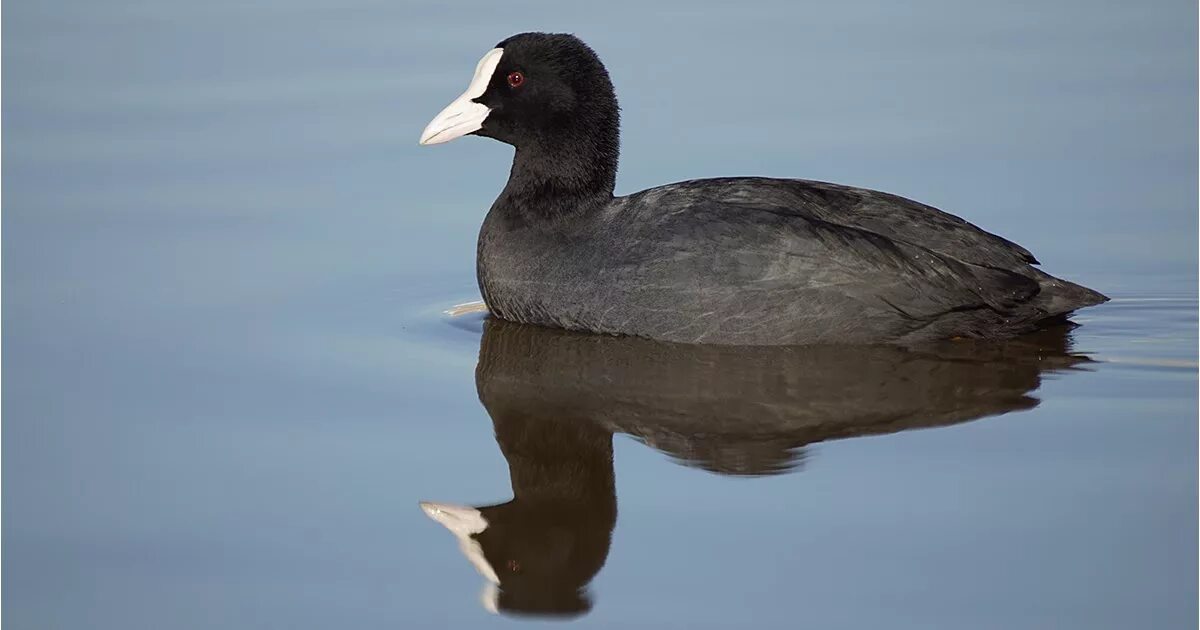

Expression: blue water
xmin=4 ymin=1 xmax=1197 ymax=628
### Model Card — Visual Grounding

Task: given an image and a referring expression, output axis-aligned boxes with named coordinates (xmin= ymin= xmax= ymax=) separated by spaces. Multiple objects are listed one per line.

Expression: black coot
xmin=419 ymin=32 xmax=1107 ymax=345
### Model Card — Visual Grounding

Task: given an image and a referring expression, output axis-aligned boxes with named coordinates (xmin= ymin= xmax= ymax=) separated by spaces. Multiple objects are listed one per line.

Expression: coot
xmin=419 ymin=32 xmax=1106 ymax=345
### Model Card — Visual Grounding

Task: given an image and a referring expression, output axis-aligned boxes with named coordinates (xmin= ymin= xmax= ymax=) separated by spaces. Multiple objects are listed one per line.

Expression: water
xmin=3 ymin=1 xmax=1196 ymax=628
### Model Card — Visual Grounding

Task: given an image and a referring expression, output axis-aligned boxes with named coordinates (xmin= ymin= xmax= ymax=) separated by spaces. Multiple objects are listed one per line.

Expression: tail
xmin=1030 ymin=269 xmax=1109 ymax=317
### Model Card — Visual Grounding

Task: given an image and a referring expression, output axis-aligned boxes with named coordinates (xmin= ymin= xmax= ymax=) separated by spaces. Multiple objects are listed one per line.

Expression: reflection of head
xmin=421 ymin=413 xmax=615 ymax=619
xmin=473 ymin=506 xmax=597 ymax=618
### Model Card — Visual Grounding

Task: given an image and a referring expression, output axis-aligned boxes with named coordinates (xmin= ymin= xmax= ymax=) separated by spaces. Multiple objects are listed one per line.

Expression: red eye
xmin=507 ymin=71 xmax=524 ymax=88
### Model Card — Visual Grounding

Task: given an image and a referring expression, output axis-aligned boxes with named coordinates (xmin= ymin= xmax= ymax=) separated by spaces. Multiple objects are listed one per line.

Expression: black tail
xmin=1031 ymin=269 xmax=1109 ymax=316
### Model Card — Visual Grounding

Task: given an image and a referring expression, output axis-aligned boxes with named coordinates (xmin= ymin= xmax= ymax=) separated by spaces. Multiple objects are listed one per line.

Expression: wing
xmin=590 ymin=193 xmax=1042 ymax=344
xmin=640 ymin=177 xmax=1039 ymax=270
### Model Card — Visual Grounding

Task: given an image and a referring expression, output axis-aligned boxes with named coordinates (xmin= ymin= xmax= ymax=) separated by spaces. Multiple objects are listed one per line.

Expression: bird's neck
xmin=497 ymin=135 xmax=619 ymax=217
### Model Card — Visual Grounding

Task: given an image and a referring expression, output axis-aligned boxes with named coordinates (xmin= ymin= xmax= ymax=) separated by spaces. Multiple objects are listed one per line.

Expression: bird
xmin=418 ymin=32 xmax=1108 ymax=345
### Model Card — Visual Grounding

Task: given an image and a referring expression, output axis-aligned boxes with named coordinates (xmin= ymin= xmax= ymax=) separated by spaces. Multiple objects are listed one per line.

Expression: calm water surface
xmin=4 ymin=1 xmax=1197 ymax=628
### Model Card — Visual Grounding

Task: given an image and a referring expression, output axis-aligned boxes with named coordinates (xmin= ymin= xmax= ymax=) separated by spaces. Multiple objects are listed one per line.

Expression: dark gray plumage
xmin=424 ymin=32 xmax=1107 ymax=345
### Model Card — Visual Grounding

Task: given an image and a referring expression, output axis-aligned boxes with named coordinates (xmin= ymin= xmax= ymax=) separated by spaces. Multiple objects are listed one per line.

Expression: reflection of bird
xmin=419 ymin=32 xmax=1106 ymax=345
xmin=421 ymin=320 xmax=1090 ymax=617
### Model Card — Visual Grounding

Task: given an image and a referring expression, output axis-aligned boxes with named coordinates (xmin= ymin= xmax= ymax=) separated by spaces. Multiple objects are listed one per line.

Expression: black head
xmin=477 ymin=33 xmax=618 ymax=149
xmin=419 ymin=33 xmax=620 ymax=198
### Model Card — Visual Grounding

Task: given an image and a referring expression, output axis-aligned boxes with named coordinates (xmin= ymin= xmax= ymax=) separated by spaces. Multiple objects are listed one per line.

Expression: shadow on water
xmin=422 ymin=319 xmax=1093 ymax=619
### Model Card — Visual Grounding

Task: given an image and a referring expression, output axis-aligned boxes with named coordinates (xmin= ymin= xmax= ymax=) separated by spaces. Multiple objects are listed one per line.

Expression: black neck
xmin=496 ymin=131 xmax=619 ymax=217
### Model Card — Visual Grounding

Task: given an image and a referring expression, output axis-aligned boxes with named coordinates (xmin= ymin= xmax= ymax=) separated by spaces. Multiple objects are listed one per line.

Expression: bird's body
xmin=422 ymin=33 xmax=1106 ymax=345
xmin=480 ymin=176 xmax=1104 ymax=344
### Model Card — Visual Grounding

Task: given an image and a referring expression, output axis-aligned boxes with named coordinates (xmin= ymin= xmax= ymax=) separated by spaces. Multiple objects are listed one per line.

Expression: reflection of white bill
xmin=419 ymin=501 xmax=501 ymax=614
xmin=480 ymin=583 xmax=499 ymax=615
xmin=419 ymin=501 xmax=500 ymax=586
xmin=444 ymin=301 xmax=488 ymax=317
